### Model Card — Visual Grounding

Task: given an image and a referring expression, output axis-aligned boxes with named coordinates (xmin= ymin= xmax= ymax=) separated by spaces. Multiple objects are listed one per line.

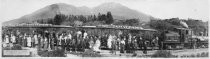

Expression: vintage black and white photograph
xmin=1 ymin=0 xmax=209 ymax=58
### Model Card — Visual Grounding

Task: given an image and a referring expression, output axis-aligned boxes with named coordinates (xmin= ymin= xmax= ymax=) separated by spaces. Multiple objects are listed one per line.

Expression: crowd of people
xmin=2 ymin=30 xmax=159 ymax=54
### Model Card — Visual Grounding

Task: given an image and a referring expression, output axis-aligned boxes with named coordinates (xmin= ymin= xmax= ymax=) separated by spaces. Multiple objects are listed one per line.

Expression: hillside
xmin=3 ymin=2 xmax=151 ymax=25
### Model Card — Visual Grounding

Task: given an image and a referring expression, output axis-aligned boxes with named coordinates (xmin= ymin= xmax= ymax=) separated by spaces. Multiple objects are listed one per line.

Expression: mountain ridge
xmin=3 ymin=2 xmax=151 ymax=25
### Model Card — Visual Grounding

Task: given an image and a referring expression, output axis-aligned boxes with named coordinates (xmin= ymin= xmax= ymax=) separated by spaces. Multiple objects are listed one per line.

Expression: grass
xmin=2 ymin=44 xmax=31 ymax=57
xmin=68 ymin=49 xmax=102 ymax=57
xmin=38 ymin=48 xmax=66 ymax=57
xmin=151 ymin=50 xmax=176 ymax=58
xmin=180 ymin=52 xmax=209 ymax=58
xmin=81 ymin=49 xmax=102 ymax=57
xmin=3 ymin=44 xmax=22 ymax=50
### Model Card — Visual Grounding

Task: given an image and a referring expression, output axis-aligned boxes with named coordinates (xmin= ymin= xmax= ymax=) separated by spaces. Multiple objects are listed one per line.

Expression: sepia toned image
xmin=0 ymin=0 xmax=209 ymax=58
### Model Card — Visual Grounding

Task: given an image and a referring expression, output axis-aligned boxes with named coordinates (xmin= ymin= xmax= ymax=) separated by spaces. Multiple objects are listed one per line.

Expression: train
xmin=2 ymin=24 xmax=208 ymax=50
xmin=161 ymin=28 xmax=208 ymax=50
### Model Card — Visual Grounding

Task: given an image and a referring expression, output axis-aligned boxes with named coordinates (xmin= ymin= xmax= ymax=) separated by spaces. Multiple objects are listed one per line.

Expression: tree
xmin=97 ymin=13 xmax=102 ymax=21
xmin=54 ymin=14 xmax=64 ymax=25
xmin=165 ymin=18 xmax=181 ymax=26
xmin=93 ymin=15 xmax=97 ymax=21
xmin=125 ymin=19 xmax=140 ymax=26
xmin=73 ymin=21 xmax=83 ymax=26
xmin=100 ymin=14 xmax=107 ymax=21
xmin=150 ymin=20 xmax=175 ymax=31
xmin=106 ymin=12 xmax=114 ymax=24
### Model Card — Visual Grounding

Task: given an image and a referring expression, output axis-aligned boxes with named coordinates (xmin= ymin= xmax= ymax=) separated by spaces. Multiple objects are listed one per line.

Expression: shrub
xmin=81 ymin=49 xmax=101 ymax=57
xmin=200 ymin=52 xmax=208 ymax=57
xmin=190 ymin=54 xmax=195 ymax=57
xmin=151 ymin=50 xmax=174 ymax=58
xmin=132 ymin=53 xmax=137 ymax=57
xmin=205 ymin=52 xmax=209 ymax=57
xmin=11 ymin=44 xmax=22 ymax=50
xmin=181 ymin=52 xmax=209 ymax=58
xmin=196 ymin=53 xmax=200 ymax=57
xmin=38 ymin=48 xmax=66 ymax=57
xmin=3 ymin=44 xmax=22 ymax=50
xmin=3 ymin=47 xmax=11 ymax=50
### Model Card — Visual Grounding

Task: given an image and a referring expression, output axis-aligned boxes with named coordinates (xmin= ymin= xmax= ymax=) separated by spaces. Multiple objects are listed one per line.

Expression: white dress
xmin=89 ymin=40 xmax=94 ymax=49
xmin=59 ymin=36 xmax=62 ymax=45
xmin=5 ymin=35 xmax=9 ymax=43
xmin=83 ymin=32 xmax=88 ymax=39
xmin=27 ymin=37 xmax=32 ymax=47
xmin=11 ymin=36 xmax=16 ymax=43
xmin=93 ymin=39 xmax=101 ymax=52
xmin=68 ymin=34 xmax=72 ymax=39
xmin=34 ymin=35 xmax=38 ymax=44
xmin=107 ymin=35 xmax=113 ymax=48
xmin=77 ymin=31 xmax=82 ymax=35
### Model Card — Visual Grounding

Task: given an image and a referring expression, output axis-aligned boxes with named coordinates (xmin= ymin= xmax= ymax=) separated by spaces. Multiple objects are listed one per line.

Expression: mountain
xmin=3 ymin=2 xmax=151 ymax=25
xmin=92 ymin=2 xmax=150 ymax=21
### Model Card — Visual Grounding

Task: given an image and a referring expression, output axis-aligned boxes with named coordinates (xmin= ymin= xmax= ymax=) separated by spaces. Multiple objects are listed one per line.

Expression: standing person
xmin=5 ymin=34 xmax=10 ymax=43
xmin=76 ymin=31 xmax=82 ymax=38
xmin=44 ymin=36 xmax=48 ymax=50
xmin=83 ymin=31 xmax=88 ymax=39
xmin=65 ymin=33 xmax=71 ymax=51
xmin=151 ymin=37 xmax=158 ymax=50
xmin=69 ymin=32 xmax=74 ymax=51
xmin=34 ymin=34 xmax=38 ymax=48
xmin=53 ymin=33 xmax=57 ymax=50
xmin=107 ymin=34 xmax=113 ymax=49
xmin=76 ymin=30 xmax=82 ymax=51
xmin=93 ymin=36 xmax=101 ymax=52
xmin=31 ymin=34 xmax=35 ymax=48
xmin=89 ymin=36 xmax=94 ymax=49
xmin=143 ymin=40 xmax=148 ymax=54
xmin=40 ymin=34 xmax=44 ymax=49
xmin=58 ymin=33 xmax=63 ymax=47
xmin=111 ymin=35 xmax=117 ymax=55
xmin=44 ymin=31 xmax=50 ymax=49
xmin=23 ymin=33 xmax=27 ymax=47
xmin=120 ymin=37 xmax=126 ymax=53
xmin=138 ymin=36 xmax=143 ymax=50
xmin=71 ymin=35 xmax=77 ymax=52
xmin=82 ymin=31 xmax=88 ymax=50
xmin=37 ymin=34 xmax=42 ymax=51
xmin=155 ymin=37 xmax=159 ymax=48
xmin=77 ymin=35 xmax=83 ymax=51
xmin=61 ymin=34 xmax=66 ymax=50
xmin=49 ymin=33 xmax=53 ymax=50
xmin=18 ymin=34 xmax=23 ymax=46
xmin=116 ymin=36 xmax=121 ymax=50
xmin=11 ymin=34 xmax=16 ymax=44
xmin=27 ymin=35 xmax=32 ymax=48
xmin=133 ymin=37 xmax=138 ymax=53
xmin=130 ymin=36 xmax=135 ymax=53
xmin=4 ymin=34 xmax=10 ymax=47
xmin=126 ymin=34 xmax=132 ymax=53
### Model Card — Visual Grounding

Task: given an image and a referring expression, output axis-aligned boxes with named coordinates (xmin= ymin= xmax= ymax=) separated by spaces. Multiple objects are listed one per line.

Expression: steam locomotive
xmin=161 ymin=28 xmax=208 ymax=50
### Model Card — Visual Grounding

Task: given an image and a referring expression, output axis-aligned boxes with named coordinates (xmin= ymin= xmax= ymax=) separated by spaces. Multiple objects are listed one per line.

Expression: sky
xmin=0 ymin=0 xmax=209 ymax=22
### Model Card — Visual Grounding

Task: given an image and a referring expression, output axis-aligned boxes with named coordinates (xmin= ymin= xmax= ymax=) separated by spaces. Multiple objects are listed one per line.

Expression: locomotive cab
xmin=162 ymin=28 xmax=192 ymax=50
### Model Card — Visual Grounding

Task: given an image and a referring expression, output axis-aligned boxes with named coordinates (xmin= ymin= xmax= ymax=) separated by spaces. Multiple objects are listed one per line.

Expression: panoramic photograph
xmin=1 ymin=0 xmax=209 ymax=58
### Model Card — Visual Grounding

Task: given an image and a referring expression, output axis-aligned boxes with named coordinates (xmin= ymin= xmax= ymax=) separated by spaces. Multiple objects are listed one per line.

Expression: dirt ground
xmin=25 ymin=47 xmax=208 ymax=58
xmin=99 ymin=48 xmax=209 ymax=57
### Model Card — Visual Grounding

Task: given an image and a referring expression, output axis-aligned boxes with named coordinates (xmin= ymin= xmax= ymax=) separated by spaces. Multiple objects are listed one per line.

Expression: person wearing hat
xmin=120 ymin=36 xmax=126 ymax=53
xmin=23 ymin=33 xmax=27 ymax=47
